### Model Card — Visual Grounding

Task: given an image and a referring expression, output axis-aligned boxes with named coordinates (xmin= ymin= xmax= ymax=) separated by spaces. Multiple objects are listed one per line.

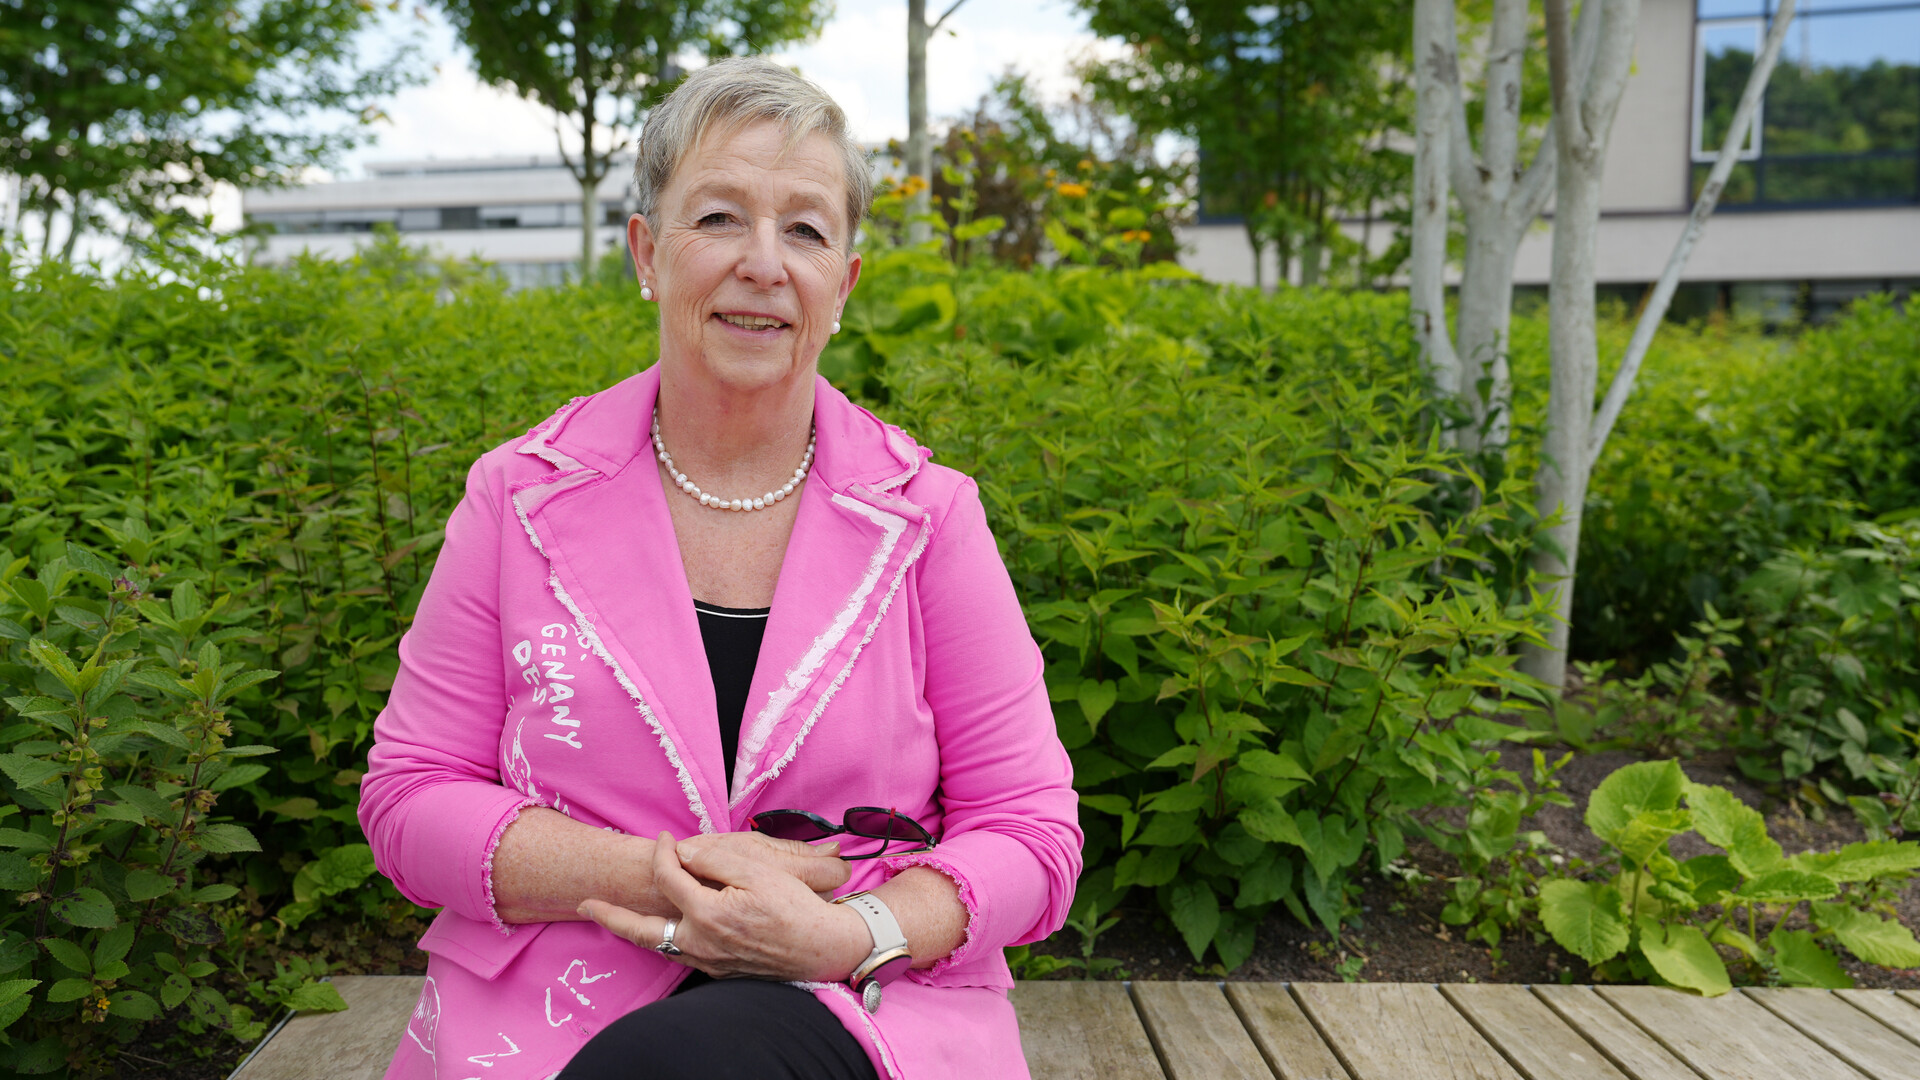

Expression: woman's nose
xmin=734 ymin=221 xmax=788 ymax=288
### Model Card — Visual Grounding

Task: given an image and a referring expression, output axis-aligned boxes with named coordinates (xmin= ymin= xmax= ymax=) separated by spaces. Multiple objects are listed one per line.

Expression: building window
xmin=1693 ymin=0 xmax=1920 ymax=208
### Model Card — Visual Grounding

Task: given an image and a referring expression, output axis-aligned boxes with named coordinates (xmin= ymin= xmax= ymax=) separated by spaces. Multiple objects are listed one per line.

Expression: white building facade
xmin=1176 ymin=0 xmax=1920 ymax=318
xmin=243 ymin=157 xmax=635 ymax=289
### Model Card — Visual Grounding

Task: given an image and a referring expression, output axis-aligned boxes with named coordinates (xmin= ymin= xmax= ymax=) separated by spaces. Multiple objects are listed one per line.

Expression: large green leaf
xmin=49 ymin=888 xmax=116 ymax=929
xmin=1538 ymin=880 xmax=1629 ymax=965
xmin=1614 ymin=809 xmax=1692 ymax=867
xmin=1790 ymin=840 xmax=1920 ymax=883
xmin=1813 ymin=903 xmax=1920 ymax=968
xmin=1238 ymin=800 xmax=1305 ymax=847
xmin=1767 ymin=928 xmax=1854 ymax=989
xmin=1635 ymin=918 xmax=1731 ymax=996
xmin=1168 ymin=880 xmax=1220 ymax=962
xmin=1686 ymin=783 xmax=1782 ymax=877
xmin=1587 ymin=761 xmax=1687 ymax=847
xmin=1738 ymin=870 xmax=1839 ymax=903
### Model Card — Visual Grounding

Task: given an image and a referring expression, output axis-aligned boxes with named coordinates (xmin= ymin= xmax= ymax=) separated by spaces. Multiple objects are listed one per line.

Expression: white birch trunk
xmin=1520 ymin=0 xmax=1642 ymax=690
xmin=1410 ymin=0 xmax=1462 ymax=403
xmin=906 ymin=0 xmax=932 ymax=245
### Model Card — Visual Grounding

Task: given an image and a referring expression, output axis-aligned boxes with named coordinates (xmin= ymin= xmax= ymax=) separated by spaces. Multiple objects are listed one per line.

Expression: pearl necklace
xmin=651 ymin=409 xmax=814 ymax=512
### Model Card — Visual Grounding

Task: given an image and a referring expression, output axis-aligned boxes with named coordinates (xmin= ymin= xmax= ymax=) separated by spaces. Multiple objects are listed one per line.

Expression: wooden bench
xmin=230 ymin=976 xmax=1920 ymax=1079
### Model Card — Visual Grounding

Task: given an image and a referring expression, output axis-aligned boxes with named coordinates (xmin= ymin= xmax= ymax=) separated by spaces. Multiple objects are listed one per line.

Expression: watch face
xmin=862 ymin=981 xmax=883 ymax=1014
xmin=871 ymin=951 xmax=914 ymax=986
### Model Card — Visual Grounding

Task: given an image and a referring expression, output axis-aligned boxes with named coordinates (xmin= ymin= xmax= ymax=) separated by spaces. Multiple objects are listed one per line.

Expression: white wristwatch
xmin=832 ymin=891 xmax=913 ymax=1013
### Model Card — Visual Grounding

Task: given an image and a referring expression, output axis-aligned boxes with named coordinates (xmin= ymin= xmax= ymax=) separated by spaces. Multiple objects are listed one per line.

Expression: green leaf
xmin=1790 ymin=840 xmax=1920 ymax=883
xmin=1168 ymin=880 xmax=1220 ymax=962
xmin=1586 ymin=760 xmax=1687 ymax=847
xmin=1077 ymin=679 xmax=1117 ymax=731
xmin=193 ymin=823 xmax=262 ymax=854
xmin=1142 ymin=784 xmax=1211 ymax=813
xmin=1686 ymin=783 xmax=1782 ymax=877
xmin=1767 ymin=928 xmax=1854 ymax=989
xmin=47 ymin=978 xmax=93 ymax=1003
xmin=1812 ymin=903 xmax=1920 ymax=968
xmin=106 ymin=989 xmax=161 ymax=1020
xmin=1738 ymin=870 xmax=1839 ymax=903
xmin=124 ymin=870 xmax=176 ymax=902
xmin=1615 ymin=809 xmax=1692 ymax=867
xmin=283 ymin=981 xmax=349 ymax=1013
xmin=1236 ymin=850 xmax=1294 ymax=909
xmin=209 ymin=763 xmax=270 ymax=792
xmin=1679 ymin=855 xmax=1741 ymax=903
xmin=161 ymin=973 xmax=192 ymax=1009
xmin=92 ymin=924 xmax=134 ymax=968
xmin=0 ymin=756 xmax=63 ymax=790
xmin=50 ymin=888 xmax=116 ymax=928
xmin=40 ymin=939 xmax=90 ymax=975
xmin=0 ymin=830 xmax=50 ymax=853
xmin=188 ymin=884 xmax=240 ymax=903
xmin=1295 ymin=811 xmax=1364 ymax=886
xmin=1538 ymin=880 xmax=1629 ymax=965
xmin=0 ymin=854 xmax=36 ymax=891
xmin=1635 ymin=918 xmax=1731 ymax=996
xmin=1237 ymin=748 xmax=1310 ymax=781
xmin=1133 ymin=812 xmax=1198 ymax=848
xmin=1078 ymin=794 xmax=1132 ymax=817
xmin=0 ymin=979 xmax=39 ymax=1008
xmin=1239 ymin=799 xmax=1305 ymax=847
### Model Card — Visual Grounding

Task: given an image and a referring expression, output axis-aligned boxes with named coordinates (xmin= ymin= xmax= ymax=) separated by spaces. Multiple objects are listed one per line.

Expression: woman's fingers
xmin=577 ymin=898 xmax=676 ymax=954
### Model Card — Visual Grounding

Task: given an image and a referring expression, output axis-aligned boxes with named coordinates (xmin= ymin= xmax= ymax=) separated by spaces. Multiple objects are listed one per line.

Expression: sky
xmin=331 ymin=0 xmax=1112 ymax=179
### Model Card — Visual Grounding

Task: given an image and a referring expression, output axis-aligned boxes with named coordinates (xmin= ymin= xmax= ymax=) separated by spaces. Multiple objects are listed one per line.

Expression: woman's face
xmin=628 ymin=119 xmax=861 ymax=398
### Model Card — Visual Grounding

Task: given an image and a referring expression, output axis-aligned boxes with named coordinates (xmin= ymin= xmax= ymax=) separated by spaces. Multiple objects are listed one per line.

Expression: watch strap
xmin=834 ymin=891 xmax=911 ymax=983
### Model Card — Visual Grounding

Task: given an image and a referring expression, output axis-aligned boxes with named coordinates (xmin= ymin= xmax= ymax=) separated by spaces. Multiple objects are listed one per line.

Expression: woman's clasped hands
xmin=579 ymin=831 xmax=875 ymax=983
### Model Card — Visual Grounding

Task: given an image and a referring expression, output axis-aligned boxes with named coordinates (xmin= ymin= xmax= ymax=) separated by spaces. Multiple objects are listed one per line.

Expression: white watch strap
xmin=841 ymin=892 xmax=909 ymax=956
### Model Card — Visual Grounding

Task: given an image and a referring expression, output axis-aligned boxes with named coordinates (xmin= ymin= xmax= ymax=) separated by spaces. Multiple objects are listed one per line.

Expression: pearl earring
xmin=640 ymin=280 xmax=653 ymax=301
xmin=832 ymin=316 xmax=842 ymax=334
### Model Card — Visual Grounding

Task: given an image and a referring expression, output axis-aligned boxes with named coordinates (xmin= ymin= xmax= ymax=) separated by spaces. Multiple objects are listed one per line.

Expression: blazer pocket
xmin=416 ymin=909 xmax=550 ymax=980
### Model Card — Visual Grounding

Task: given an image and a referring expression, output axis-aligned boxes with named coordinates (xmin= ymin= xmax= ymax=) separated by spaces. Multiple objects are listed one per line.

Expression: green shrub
xmin=1538 ymin=760 xmax=1920 ymax=993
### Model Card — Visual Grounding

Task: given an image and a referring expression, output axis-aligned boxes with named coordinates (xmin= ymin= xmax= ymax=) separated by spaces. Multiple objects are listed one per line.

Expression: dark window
xmin=441 ymin=206 xmax=481 ymax=230
xmin=1694 ymin=1 xmax=1920 ymax=208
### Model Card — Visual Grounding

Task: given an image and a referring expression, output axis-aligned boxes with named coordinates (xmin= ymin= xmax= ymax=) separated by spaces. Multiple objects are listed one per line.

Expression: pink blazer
xmin=358 ymin=365 xmax=1082 ymax=1080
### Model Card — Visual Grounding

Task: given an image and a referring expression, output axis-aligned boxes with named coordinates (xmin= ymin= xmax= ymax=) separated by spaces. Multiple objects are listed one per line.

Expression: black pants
xmin=558 ymin=973 xmax=881 ymax=1080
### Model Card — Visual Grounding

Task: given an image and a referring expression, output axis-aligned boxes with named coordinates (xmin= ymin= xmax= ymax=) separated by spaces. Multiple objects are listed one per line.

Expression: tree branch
xmin=1542 ymin=0 xmax=1584 ymax=152
xmin=1510 ymin=119 xmax=1557 ymax=227
xmin=929 ymin=0 xmax=970 ymax=33
xmin=1587 ymin=0 xmax=1796 ymax=464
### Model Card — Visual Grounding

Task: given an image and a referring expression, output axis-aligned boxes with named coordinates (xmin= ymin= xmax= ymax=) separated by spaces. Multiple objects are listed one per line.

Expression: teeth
xmin=720 ymin=313 xmax=785 ymax=330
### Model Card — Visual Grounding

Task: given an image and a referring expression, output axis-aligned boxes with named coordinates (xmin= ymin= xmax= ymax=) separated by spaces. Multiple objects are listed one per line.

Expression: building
xmin=243 ymin=156 xmax=636 ymax=290
xmin=1176 ymin=0 xmax=1920 ymax=318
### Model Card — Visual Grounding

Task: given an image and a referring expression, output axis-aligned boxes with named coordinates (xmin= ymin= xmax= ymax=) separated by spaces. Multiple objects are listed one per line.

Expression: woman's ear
xmin=837 ymin=250 xmax=862 ymax=310
xmin=627 ymin=214 xmax=656 ymax=286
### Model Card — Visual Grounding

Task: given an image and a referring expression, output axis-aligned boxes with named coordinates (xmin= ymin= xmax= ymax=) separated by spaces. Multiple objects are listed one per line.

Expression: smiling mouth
xmin=716 ymin=313 xmax=790 ymax=331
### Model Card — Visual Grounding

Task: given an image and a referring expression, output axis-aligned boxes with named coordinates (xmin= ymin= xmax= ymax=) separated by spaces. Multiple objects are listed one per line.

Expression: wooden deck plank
xmin=231 ymin=975 xmax=421 ymax=1080
xmin=1745 ymin=988 xmax=1920 ymax=1080
xmin=1131 ymin=981 xmax=1275 ymax=1080
xmin=1292 ymin=983 xmax=1523 ymax=1080
xmin=1010 ymin=981 xmax=1166 ymax=1080
xmin=1440 ymin=984 xmax=1630 ymax=1080
xmin=1529 ymin=985 xmax=1703 ymax=1080
xmin=1836 ymin=990 xmax=1920 ymax=1048
xmin=1223 ymin=983 xmax=1352 ymax=1080
xmin=1898 ymin=990 xmax=1920 ymax=1013
xmin=1597 ymin=985 xmax=1865 ymax=1080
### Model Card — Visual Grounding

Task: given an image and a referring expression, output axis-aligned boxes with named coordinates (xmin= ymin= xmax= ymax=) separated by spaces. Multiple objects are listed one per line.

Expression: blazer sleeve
xmin=881 ymin=478 xmax=1083 ymax=971
xmin=359 ymin=457 xmax=540 ymax=932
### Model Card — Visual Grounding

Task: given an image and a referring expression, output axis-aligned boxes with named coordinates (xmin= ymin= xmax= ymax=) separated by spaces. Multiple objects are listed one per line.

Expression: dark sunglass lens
xmin=753 ymin=813 xmax=836 ymax=841
xmin=845 ymin=809 xmax=927 ymax=842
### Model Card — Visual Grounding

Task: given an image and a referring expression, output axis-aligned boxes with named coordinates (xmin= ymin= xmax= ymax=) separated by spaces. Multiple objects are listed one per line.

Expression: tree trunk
xmin=1453 ymin=205 xmax=1520 ymax=455
xmin=1410 ymin=0 xmax=1462 ymax=402
xmin=581 ymin=164 xmax=600 ymax=272
xmin=1519 ymin=0 xmax=1641 ymax=690
xmin=59 ymin=191 xmax=85 ymax=261
xmin=906 ymin=0 xmax=932 ymax=244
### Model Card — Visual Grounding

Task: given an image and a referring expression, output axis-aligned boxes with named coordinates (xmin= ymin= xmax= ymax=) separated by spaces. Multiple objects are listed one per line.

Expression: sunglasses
xmin=748 ymin=806 xmax=936 ymax=860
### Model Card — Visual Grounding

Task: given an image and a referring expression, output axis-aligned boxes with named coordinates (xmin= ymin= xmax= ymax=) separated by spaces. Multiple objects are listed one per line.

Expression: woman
xmin=358 ymin=57 xmax=1081 ymax=1080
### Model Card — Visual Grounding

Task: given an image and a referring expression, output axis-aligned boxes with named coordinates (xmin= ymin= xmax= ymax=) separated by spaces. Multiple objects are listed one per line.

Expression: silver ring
xmin=654 ymin=918 xmax=682 ymax=956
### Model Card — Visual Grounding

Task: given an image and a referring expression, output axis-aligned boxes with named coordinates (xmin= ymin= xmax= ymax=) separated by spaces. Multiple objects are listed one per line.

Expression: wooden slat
xmin=1224 ymin=983 xmax=1352 ymax=1080
xmin=1132 ymin=981 xmax=1276 ymax=1080
xmin=1292 ymin=983 xmax=1522 ymax=1080
xmin=1530 ymin=985 xmax=1704 ymax=1080
xmin=1836 ymin=990 xmax=1920 ymax=1048
xmin=1745 ymin=988 xmax=1920 ymax=1080
xmin=1898 ymin=990 xmax=1920 ymax=1013
xmin=1441 ymin=984 xmax=1630 ymax=1080
xmin=1597 ymin=985 xmax=1865 ymax=1080
xmin=232 ymin=975 xmax=422 ymax=1080
xmin=1011 ymin=981 xmax=1166 ymax=1080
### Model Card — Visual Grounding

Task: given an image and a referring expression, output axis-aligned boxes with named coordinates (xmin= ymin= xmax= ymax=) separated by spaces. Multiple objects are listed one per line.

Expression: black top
xmin=692 ymin=599 xmax=770 ymax=787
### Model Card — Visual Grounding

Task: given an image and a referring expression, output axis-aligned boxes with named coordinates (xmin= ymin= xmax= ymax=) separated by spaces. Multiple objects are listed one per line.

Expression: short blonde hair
xmin=634 ymin=57 xmax=872 ymax=248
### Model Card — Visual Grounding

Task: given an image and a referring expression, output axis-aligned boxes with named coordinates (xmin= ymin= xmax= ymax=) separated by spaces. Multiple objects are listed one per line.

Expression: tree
xmin=1078 ymin=0 xmax=1412 ymax=289
xmin=1410 ymin=0 xmax=1556 ymax=456
xmin=904 ymin=0 xmax=971 ymax=244
xmin=0 ymin=0 xmax=413 ymax=259
xmin=1517 ymin=0 xmax=1797 ymax=687
xmin=436 ymin=0 xmax=828 ymax=270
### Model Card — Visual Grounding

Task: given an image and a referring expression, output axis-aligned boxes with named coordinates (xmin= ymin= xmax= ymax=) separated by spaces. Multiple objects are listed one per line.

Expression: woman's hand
xmin=578 ymin=831 xmax=871 ymax=982
xmin=675 ymin=830 xmax=851 ymax=899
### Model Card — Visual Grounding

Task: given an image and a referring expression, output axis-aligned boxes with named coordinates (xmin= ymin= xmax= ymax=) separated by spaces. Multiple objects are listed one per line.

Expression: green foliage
xmin=1433 ymin=750 xmax=1572 ymax=962
xmin=0 ymin=0 xmax=416 ymax=255
xmin=1535 ymin=761 xmax=1920 ymax=995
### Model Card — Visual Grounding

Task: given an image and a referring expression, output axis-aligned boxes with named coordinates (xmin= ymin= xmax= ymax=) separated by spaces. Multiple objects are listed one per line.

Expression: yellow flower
xmin=1078 ymin=159 xmax=1094 ymax=172
xmin=1122 ymin=230 xmax=1153 ymax=243
xmin=1055 ymin=182 xmax=1089 ymax=198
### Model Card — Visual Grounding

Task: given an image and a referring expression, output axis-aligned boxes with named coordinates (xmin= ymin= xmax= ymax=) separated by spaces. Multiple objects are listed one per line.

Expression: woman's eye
xmin=700 ymin=212 xmax=732 ymax=226
xmin=792 ymin=222 xmax=825 ymax=241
